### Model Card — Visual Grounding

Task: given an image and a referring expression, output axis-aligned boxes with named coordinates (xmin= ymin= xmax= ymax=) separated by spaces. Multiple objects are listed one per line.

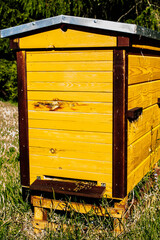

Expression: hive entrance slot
xmin=43 ymin=175 xmax=97 ymax=185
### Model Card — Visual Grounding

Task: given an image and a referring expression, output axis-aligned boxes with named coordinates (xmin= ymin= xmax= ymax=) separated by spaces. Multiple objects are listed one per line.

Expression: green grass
xmin=0 ymin=100 xmax=159 ymax=239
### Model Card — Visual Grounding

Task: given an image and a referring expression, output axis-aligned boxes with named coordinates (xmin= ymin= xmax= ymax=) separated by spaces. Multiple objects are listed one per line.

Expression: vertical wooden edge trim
xmin=10 ymin=38 xmax=19 ymax=50
xmin=117 ymin=36 xmax=130 ymax=47
xmin=113 ymin=49 xmax=128 ymax=198
xmin=17 ymin=51 xmax=30 ymax=187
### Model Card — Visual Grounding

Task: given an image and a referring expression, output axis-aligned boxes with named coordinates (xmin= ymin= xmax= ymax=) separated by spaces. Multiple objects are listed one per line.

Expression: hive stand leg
xmin=33 ymin=207 xmax=48 ymax=233
xmin=113 ymin=197 xmax=128 ymax=236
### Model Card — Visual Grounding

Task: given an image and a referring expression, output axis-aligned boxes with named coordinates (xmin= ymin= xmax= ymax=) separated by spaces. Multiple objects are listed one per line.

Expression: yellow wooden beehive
xmin=1 ymin=16 xmax=160 ymax=210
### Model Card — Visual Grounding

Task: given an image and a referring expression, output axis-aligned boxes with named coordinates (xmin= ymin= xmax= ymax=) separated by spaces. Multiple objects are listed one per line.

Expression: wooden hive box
xmin=1 ymin=15 xmax=160 ymax=203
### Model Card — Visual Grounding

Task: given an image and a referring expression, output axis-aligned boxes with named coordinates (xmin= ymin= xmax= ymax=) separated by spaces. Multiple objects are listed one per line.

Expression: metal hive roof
xmin=0 ymin=15 xmax=160 ymax=40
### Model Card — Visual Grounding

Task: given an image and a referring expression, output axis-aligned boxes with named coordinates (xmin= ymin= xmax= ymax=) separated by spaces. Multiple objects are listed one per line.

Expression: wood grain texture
xmin=132 ymin=45 xmax=160 ymax=52
xmin=128 ymin=55 xmax=160 ymax=85
xmin=29 ymin=155 xmax=112 ymax=174
xmin=29 ymin=136 xmax=112 ymax=152
xmin=30 ymin=166 xmax=112 ymax=184
xmin=128 ymin=124 xmax=160 ymax=175
xmin=29 ymin=128 xmax=112 ymax=144
xmin=28 ymin=112 xmax=112 ymax=132
xmin=113 ymin=50 xmax=128 ymax=199
xmin=19 ymin=28 xmax=117 ymax=48
xmin=17 ymin=51 xmax=30 ymax=187
xmin=127 ymin=145 xmax=160 ymax=194
xmin=31 ymin=196 xmax=122 ymax=215
xmin=128 ymin=80 xmax=160 ymax=110
xmin=28 ymin=91 xmax=112 ymax=103
xmin=27 ymin=61 xmax=112 ymax=72
xmin=29 ymin=138 xmax=112 ymax=154
xmin=128 ymin=104 xmax=160 ymax=145
xmin=27 ymin=50 xmax=113 ymax=62
xmin=28 ymin=100 xmax=112 ymax=114
xmin=27 ymin=81 xmax=112 ymax=92
xmin=29 ymin=146 xmax=112 ymax=162
xmin=27 ymin=49 xmax=113 ymax=191
xmin=27 ymin=71 xmax=113 ymax=83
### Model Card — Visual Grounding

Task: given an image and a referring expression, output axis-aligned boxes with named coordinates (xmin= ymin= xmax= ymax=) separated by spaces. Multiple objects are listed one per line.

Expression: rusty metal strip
xmin=113 ymin=49 xmax=128 ymax=198
xmin=17 ymin=51 xmax=30 ymax=186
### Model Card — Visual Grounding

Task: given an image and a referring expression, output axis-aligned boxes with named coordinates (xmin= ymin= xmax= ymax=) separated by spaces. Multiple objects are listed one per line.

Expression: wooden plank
xmin=27 ymin=81 xmax=112 ymax=92
xmin=16 ymin=51 xmax=30 ymax=187
xmin=127 ymin=122 xmax=160 ymax=194
xmin=19 ymin=28 xmax=117 ymax=48
xmin=127 ymin=155 xmax=151 ymax=194
xmin=128 ymin=124 xmax=160 ymax=175
xmin=29 ymin=155 xmax=112 ymax=174
xmin=128 ymin=55 xmax=160 ymax=85
xmin=128 ymin=104 xmax=160 ymax=145
xmin=28 ymin=119 xmax=112 ymax=132
xmin=28 ymin=100 xmax=112 ymax=114
xmin=128 ymin=80 xmax=160 ymax=110
xmin=29 ymin=146 xmax=112 ymax=162
xmin=29 ymin=166 xmax=112 ymax=184
xmin=128 ymin=132 xmax=150 ymax=175
xmin=27 ymin=61 xmax=113 ymax=72
xmin=30 ymin=180 xmax=106 ymax=199
xmin=28 ymin=112 xmax=112 ymax=132
xmin=29 ymin=128 xmax=112 ymax=144
xmin=27 ymin=91 xmax=112 ymax=103
xmin=132 ymin=45 xmax=160 ymax=52
xmin=29 ymin=138 xmax=112 ymax=154
xmin=27 ymin=50 xmax=113 ymax=62
xmin=127 ymin=145 xmax=160 ymax=194
xmin=113 ymin=49 xmax=128 ymax=199
xmin=31 ymin=195 xmax=125 ymax=216
xmin=27 ymin=72 xmax=113 ymax=83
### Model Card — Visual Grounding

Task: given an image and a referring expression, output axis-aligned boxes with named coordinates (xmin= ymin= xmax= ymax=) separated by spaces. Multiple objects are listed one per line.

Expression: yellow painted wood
xmin=34 ymin=207 xmax=44 ymax=221
xmin=128 ymin=80 xmax=160 ymax=110
xmin=128 ymin=132 xmax=151 ymax=175
xmin=128 ymin=55 xmax=160 ymax=85
xmin=30 ymin=166 xmax=112 ymax=184
xmin=28 ymin=100 xmax=112 ymax=114
xmin=28 ymin=91 xmax=112 ymax=103
xmin=31 ymin=196 xmax=126 ymax=217
xmin=128 ymin=124 xmax=160 ymax=175
xmin=27 ymin=81 xmax=112 ymax=92
xmin=128 ymin=104 xmax=160 ymax=145
xmin=27 ymin=61 xmax=112 ymax=72
xmin=19 ymin=28 xmax=117 ymax=48
xmin=29 ymin=146 xmax=112 ymax=162
xmin=29 ymin=138 xmax=112 ymax=154
xmin=150 ymin=146 xmax=160 ymax=167
xmin=27 ymin=71 xmax=113 ymax=83
xmin=28 ymin=112 xmax=112 ymax=132
xmin=29 ymin=155 xmax=112 ymax=174
xmin=127 ymin=146 xmax=160 ymax=194
xmin=132 ymin=44 xmax=160 ymax=52
xmin=27 ymin=50 xmax=113 ymax=62
xmin=29 ymin=128 xmax=112 ymax=144
xmin=127 ymin=154 xmax=151 ymax=194
xmin=27 ymin=49 xmax=113 ymax=195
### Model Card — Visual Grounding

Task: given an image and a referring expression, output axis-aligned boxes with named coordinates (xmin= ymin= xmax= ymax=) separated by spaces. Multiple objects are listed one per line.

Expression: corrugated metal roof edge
xmin=0 ymin=15 xmax=160 ymax=40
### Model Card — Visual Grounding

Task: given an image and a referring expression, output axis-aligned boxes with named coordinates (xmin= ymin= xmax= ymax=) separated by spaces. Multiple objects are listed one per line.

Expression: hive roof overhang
xmin=0 ymin=15 xmax=160 ymax=40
